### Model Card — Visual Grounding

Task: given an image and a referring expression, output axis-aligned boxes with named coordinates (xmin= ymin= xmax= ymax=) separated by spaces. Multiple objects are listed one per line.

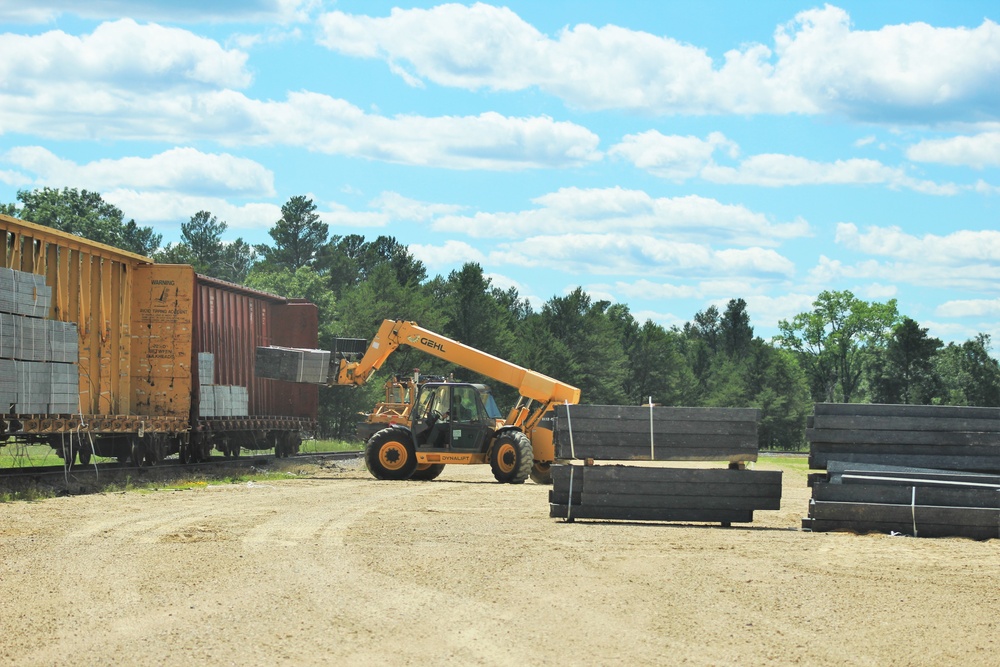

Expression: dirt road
xmin=1 ymin=458 xmax=997 ymax=666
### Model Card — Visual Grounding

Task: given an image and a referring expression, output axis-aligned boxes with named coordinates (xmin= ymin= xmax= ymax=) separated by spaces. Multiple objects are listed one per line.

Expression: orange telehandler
xmin=329 ymin=319 xmax=581 ymax=484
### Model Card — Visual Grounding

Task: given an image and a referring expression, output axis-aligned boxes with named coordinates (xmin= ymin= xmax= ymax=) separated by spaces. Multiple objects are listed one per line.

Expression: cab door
xmin=447 ymin=385 xmax=492 ymax=452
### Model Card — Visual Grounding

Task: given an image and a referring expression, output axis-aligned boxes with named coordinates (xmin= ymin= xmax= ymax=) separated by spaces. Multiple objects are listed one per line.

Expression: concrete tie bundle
xmin=0 ymin=267 xmax=80 ymax=414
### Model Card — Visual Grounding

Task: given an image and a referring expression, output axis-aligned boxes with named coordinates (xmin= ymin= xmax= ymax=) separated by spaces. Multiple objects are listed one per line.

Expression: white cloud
xmin=434 ymin=187 xmax=809 ymax=245
xmin=701 ymin=154 xmax=958 ymax=194
xmin=609 ymin=131 xmax=738 ymax=181
xmin=936 ymin=298 xmax=1000 ymax=318
xmin=0 ymin=22 xmax=601 ymax=171
xmin=103 ymin=190 xmax=281 ymax=230
xmin=370 ymin=192 xmax=466 ymax=221
xmin=318 ymin=4 xmax=1000 ymax=123
xmin=836 ymin=222 xmax=1000 ymax=265
xmin=907 ymin=132 xmax=1000 ymax=169
xmin=2 ymin=146 xmax=275 ymax=196
xmin=855 ymin=283 xmax=898 ymax=299
xmin=495 ymin=233 xmax=796 ymax=279
xmin=408 ymin=241 xmax=487 ymax=271
xmin=0 ymin=1 xmax=315 ymax=24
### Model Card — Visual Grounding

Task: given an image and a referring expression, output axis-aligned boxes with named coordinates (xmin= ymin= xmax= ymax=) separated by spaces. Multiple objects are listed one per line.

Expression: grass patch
xmin=300 ymin=438 xmax=362 ymax=453
xmin=0 ymin=443 xmax=64 ymax=468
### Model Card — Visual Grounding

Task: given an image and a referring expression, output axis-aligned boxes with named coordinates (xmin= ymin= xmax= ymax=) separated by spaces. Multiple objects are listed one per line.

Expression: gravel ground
xmin=1 ymin=457 xmax=997 ymax=666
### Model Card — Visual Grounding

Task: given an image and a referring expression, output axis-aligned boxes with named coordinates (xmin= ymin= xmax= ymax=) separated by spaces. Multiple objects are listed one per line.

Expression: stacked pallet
xmin=549 ymin=404 xmax=780 ymax=524
xmin=550 ymin=465 xmax=782 ymax=523
xmin=255 ymin=346 xmax=330 ymax=384
xmin=0 ymin=268 xmax=51 ymax=317
xmin=804 ymin=403 xmax=1000 ymax=539
xmin=0 ymin=268 xmax=79 ymax=414
xmin=197 ymin=352 xmax=249 ymax=417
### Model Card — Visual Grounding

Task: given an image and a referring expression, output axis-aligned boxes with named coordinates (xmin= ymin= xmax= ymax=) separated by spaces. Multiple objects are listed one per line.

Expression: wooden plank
xmin=812 ymin=443 xmax=1000 ymax=457
xmin=826 ymin=460 xmax=992 ymax=477
xmin=551 ymin=465 xmax=780 ymax=485
xmin=580 ymin=492 xmax=780 ymax=511
xmin=812 ymin=414 xmax=1000 ymax=433
xmin=556 ymin=404 xmax=759 ymax=422
xmin=812 ymin=482 xmax=1000 ymax=508
xmin=812 ymin=403 xmax=1000 ymax=420
xmin=579 ymin=480 xmax=782 ymax=498
xmin=556 ymin=431 xmax=758 ymax=448
xmin=840 ymin=470 xmax=1000 ymax=487
xmin=558 ymin=417 xmax=759 ymax=436
xmin=550 ymin=504 xmax=754 ymax=523
xmin=807 ymin=428 xmax=1000 ymax=446
xmin=810 ymin=451 xmax=1000 ymax=473
xmin=554 ymin=445 xmax=758 ymax=462
xmin=809 ymin=500 xmax=1000 ymax=528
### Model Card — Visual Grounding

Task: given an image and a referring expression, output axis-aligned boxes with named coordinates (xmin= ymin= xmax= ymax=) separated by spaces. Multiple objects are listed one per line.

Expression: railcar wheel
xmin=365 ymin=429 xmax=417 ymax=480
xmin=490 ymin=431 xmax=532 ymax=484
xmin=410 ymin=463 xmax=445 ymax=481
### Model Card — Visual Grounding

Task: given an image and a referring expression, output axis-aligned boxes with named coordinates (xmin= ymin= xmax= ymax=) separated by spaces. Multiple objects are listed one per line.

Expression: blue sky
xmin=1 ymin=1 xmax=999 ymax=343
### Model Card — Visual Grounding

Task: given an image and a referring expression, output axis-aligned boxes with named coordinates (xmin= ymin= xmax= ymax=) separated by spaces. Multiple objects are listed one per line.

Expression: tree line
xmin=6 ymin=187 xmax=1000 ymax=449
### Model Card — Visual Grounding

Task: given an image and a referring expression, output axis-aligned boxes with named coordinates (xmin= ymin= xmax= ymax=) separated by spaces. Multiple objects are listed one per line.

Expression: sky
xmin=1 ymin=1 xmax=999 ymax=344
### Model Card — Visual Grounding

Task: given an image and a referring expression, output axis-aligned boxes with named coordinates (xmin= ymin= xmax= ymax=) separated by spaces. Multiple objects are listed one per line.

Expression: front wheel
xmin=365 ymin=429 xmax=418 ymax=480
xmin=490 ymin=431 xmax=532 ymax=484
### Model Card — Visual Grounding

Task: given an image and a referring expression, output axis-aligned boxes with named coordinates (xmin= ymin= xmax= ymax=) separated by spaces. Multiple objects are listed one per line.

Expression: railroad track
xmin=0 ymin=450 xmax=363 ymax=490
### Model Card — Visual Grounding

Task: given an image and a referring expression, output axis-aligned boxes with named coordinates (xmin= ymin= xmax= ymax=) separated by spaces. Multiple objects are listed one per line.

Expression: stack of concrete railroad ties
xmin=197 ymin=352 xmax=249 ymax=417
xmin=803 ymin=403 xmax=1000 ymax=539
xmin=549 ymin=404 xmax=782 ymax=525
xmin=0 ymin=267 xmax=79 ymax=414
xmin=254 ymin=346 xmax=331 ymax=384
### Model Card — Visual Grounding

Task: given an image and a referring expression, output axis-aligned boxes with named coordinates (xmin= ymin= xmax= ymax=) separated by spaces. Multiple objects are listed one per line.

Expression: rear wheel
xmin=410 ymin=463 xmax=445 ymax=481
xmin=490 ymin=431 xmax=532 ymax=484
xmin=530 ymin=462 xmax=552 ymax=485
xmin=365 ymin=429 xmax=417 ymax=480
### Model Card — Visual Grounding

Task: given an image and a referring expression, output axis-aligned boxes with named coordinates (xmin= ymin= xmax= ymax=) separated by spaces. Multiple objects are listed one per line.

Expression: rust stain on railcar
xmin=130 ymin=264 xmax=193 ymax=418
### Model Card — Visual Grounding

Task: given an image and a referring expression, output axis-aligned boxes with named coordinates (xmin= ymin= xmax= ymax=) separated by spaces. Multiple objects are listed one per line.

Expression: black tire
xmin=529 ymin=462 xmax=552 ymax=485
xmin=490 ymin=431 xmax=532 ymax=484
xmin=365 ymin=429 xmax=417 ymax=480
xmin=410 ymin=463 xmax=445 ymax=481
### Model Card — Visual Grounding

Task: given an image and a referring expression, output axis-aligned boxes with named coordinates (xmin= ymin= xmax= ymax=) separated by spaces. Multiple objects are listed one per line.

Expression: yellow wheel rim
xmin=496 ymin=442 xmax=517 ymax=474
xmin=379 ymin=443 xmax=408 ymax=471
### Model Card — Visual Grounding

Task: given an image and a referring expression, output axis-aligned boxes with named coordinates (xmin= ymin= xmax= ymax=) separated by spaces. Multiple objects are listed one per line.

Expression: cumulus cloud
xmin=317 ymin=4 xmax=1000 ymax=123
xmin=0 ymin=21 xmax=600 ymax=170
xmin=104 ymin=190 xmax=281 ymax=230
xmin=408 ymin=240 xmax=487 ymax=271
xmin=701 ymin=154 xmax=958 ymax=194
xmin=936 ymin=298 xmax=1000 ymax=318
xmin=611 ymin=132 xmax=960 ymax=194
xmin=2 ymin=146 xmax=275 ymax=196
xmin=432 ymin=187 xmax=809 ymax=245
xmin=609 ymin=131 xmax=738 ymax=181
xmin=907 ymin=132 xmax=1000 ymax=169
xmin=0 ymin=0 xmax=314 ymax=24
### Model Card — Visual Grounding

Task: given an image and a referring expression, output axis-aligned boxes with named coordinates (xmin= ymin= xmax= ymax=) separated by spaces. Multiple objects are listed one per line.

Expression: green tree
xmin=776 ymin=290 xmax=899 ymax=403
xmin=155 ymin=211 xmax=256 ymax=283
xmin=538 ymin=288 xmax=629 ymax=405
xmin=934 ymin=334 xmax=1000 ymax=406
xmin=869 ymin=317 xmax=943 ymax=404
xmin=256 ymin=196 xmax=328 ymax=271
xmin=10 ymin=187 xmax=161 ymax=255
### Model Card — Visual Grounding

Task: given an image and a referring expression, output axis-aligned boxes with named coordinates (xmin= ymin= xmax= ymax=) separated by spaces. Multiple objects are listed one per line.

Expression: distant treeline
xmin=7 ymin=188 xmax=999 ymax=449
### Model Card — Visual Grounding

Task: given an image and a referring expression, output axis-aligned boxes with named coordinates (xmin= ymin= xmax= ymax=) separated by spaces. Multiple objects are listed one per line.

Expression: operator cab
xmin=413 ymin=382 xmax=502 ymax=452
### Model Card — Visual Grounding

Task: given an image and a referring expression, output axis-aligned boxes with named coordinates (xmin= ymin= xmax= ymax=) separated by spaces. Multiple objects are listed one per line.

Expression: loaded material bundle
xmin=805 ymin=403 xmax=1000 ymax=539
xmin=196 ymin=352 xmax=249 ymax=417
xmin=255 ymin=346 xmax=331 ymax=384
xmin=549 ymin=403 xmax=780 ymax=525
xmin=552 ymin=404 xmax=760 ymax=463
xmin=805 ymin=465 xmax=1000 ymax=540
xmin=550 ymin=464 xmax=782 ymax=524
xmin=807 ymin=403 xmax=1000 ymax=473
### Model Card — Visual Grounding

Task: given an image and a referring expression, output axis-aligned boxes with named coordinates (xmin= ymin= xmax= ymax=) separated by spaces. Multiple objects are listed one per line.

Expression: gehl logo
xmin=407 ymin=334 xmax=445 ymax=353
